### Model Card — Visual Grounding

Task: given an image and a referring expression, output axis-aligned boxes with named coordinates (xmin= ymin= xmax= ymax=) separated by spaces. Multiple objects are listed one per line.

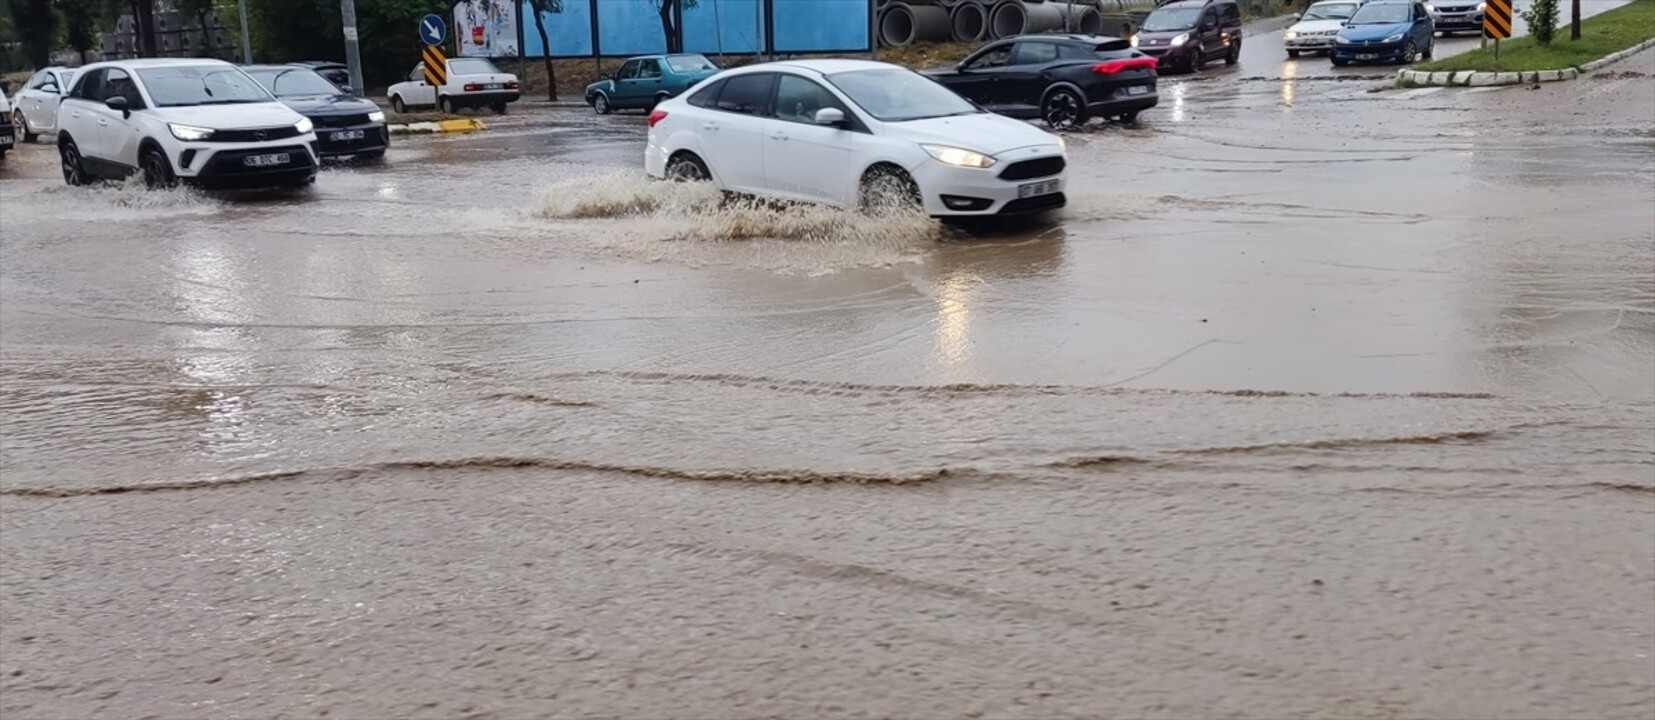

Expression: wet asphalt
xmin=0 ymin=32 xmax=1651 ymax=720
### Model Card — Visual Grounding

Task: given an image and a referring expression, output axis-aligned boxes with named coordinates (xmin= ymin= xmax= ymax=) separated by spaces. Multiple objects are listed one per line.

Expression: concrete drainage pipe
xmin=880 ymin=2 xmax=953 ymax=46
xmin=990 ymin=1 xmax=1066 ymax=38
xmin=950 ymin=1 xmax=990 ymax=41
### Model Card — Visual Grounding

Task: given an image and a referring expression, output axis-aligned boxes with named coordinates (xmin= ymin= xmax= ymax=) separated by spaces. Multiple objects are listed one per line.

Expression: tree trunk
xmin=132 ymin=0 xmax=158 ymax=57
xmin=1570 ymin=0 xmax=1580 ymax=40
xmin=659 ymin=0 xmax=680 ymax=54
xmin=533 ymin=12 xmax=558 ymax=100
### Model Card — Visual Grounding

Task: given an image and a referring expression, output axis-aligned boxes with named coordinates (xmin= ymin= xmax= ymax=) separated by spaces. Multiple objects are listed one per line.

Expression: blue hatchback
xmin=1332 ymin=0 xmax=1435 ymax=65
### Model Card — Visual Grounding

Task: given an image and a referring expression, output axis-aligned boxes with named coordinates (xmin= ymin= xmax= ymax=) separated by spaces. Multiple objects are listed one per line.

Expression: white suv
xmin=56 ymin=58 xmax=320 ymax=190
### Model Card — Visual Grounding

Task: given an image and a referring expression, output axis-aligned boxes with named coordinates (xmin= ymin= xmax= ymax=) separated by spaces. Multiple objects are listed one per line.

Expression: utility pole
xmin=237 ymin=0 xmax=252 ymax=63
xmin=1570 ymin=0 xmax=1580 ymax=39
xmin=340 ymin=0 xmax=366 ymax=96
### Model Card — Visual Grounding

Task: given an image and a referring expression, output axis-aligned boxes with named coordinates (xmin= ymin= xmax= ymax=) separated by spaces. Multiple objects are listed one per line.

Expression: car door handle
xmin=769 ymin=132 xmax=788 ymax=141
xmin=702 ymin=122 xmax=720 ymax=131
xmin=98 ymin=119 xmax=108 ymax=126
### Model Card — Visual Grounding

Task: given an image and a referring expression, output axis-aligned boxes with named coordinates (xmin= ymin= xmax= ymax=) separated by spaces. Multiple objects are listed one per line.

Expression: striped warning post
xmin=421 ymin=45 xmax=448 ymax=87
xmin=1483 ymin=0 xmax=1512 ymax=39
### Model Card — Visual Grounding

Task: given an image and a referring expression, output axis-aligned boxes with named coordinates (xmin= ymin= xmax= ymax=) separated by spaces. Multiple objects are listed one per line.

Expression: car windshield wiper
xmin=198 ymin=98 xmax=262 ymax=105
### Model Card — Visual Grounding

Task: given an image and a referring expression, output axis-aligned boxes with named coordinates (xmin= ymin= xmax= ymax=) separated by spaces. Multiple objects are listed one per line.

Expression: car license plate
xmin=1126 ymin=85 xmax=1149 ymax=96
xmin=1356 ymin=53 xmax=1378 ymax=60
xmin=0 ymin=135 xmax=12 ymax=147
xmin=243 ymin=153 xmax=290 ymax=168
xmin=329 ymin=129 xmax=366 ymax=141
xmin=483 ymin=83 xmax=504 ymax=90
xmin=1018 ymin=180 xmax=1059 ymax=199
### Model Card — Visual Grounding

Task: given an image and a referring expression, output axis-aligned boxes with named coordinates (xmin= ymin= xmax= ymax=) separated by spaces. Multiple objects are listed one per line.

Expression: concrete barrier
xmin=1396 ymin=36 xmax=1655 ymax=86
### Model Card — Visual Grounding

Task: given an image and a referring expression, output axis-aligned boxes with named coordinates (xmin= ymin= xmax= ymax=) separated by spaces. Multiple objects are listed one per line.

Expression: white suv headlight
xmin=295 ymin=117 xmax=314 ymax=134
xmin=921 ymin=144 xmax=996 ymax=169
xmin=367 ymin=110 xmax=386 ymax=123
xmin=168 ymin=123 xmax=213 ymax=141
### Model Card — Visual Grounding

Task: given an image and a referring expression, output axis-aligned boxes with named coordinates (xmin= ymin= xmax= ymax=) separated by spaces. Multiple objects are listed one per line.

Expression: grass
xmin=1414 ymin=0 xmax=1655 ymax=72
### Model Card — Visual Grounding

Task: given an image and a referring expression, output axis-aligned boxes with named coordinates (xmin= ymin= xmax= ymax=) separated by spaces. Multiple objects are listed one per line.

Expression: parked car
xmin=387 ymin=57 xmax=520 ymax=114
xmin=244 ymin=64 xmax=387 ymax=161
xmin=925 ymin=34 xmax=1158 ymax=129
xmin=1132 ymin=0 xmax=1243 ymax=72
xmin=290 ymin=60 xmax=353 ymax=90
xmin=1425 ymin=0 xmax=1485 ymax=35
xmin=646 ymin=60 xmax=1068 ymax=218
xmin=1284 ymin=0 xmax=1363 ymax=57
xmin=11 ymin=66 xmax=78 ymax=142
xmin=585 ymin=53 xmax=722 ymax=115
xmin=55 ymin=58 xmax=319 ymax=190
xmin=1332 ymin=0 xmax=1435 ymax=65
xmin=0 ymin=88 xmax=13 ymax=161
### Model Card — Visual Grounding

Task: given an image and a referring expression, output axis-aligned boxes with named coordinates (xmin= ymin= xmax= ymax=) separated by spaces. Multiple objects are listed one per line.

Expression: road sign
xmin=418 ymin=13 xmax=446 ymax=46
xmin=422 ymin=44 xmax=447 ymax=87
xmin=1483 ymin=0 xmax=1513 ymax=39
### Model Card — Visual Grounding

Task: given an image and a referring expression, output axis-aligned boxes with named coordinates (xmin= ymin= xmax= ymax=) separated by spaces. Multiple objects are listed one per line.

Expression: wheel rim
xmin=1045 ymin=93 xmax=1079 ymax=129
xmin=1404 ymin=42 xmax=1416 ymax=62
xmin=143 ymin=153 xmax=171 ymax=188
xmin=666 ymin=157 xmax=705 ymax=181
xmin=11 ymin=110 xmax=24 ymax=134
xmin=61 ymin=144 xmax=81 ymax=184
xmin=596 ymin=96 xmax=608 ymax=113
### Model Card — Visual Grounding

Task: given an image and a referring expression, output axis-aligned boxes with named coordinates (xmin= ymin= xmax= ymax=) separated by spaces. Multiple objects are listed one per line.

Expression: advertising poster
xmin=455 ymin=0 xmax=521 ymax=58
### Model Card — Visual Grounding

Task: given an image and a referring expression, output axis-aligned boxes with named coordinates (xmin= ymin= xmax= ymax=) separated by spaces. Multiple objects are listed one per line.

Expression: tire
xmin=13 ymin=110 xmax=37 ymax=143
xmin=663 ymin=152 xmax=710 ymax=182
xmin=1226 ymin=41 xmax=1240 ymax=65
xmin=141 ymin=147 xmax=178 ymax=189
xmin=1188 ymin=47 xmax=1204 ymax=72
xmin=439 ymin=96 xmax=456 ymax=115
xmin=593 ymin=93 xmax=611 ymax=115
xmin=1041 ymin=87 xmax=1087 ymax=130
xmin=1287 ymin=49 xmax=1300 ymax=58
xmin=1332 ymin=56 xmax=1349 ymax=66
xmin=59 ymin=138 xmax=89 ymax=186
xmin=650 ymin=93 xmax=669 ymax=111
xmin=858 ymin=165 xmax=922 ymax=215
xmin=355 ymin=149 xmax=386 ymax=163
xmin=391 ymin=95 xmax=407 ymax=114
xmin=1401 ymin=39 xmax=1418 ymax=64
xmin=490 ymin=101 xmax=507 ymax=114
xmin=1117 ymin=110 xmax=1141 ymax=124
xmin=1422 ymin=38 xmax=1434 ymax=59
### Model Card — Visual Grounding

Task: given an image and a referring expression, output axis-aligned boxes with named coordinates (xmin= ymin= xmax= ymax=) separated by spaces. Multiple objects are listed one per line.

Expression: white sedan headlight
xmin=1170 ymin=32 xmax=1190 ymax=46
xmin=922 ymin=144 xmax=996 ymax=169
xmin=1477 ymin=1 xmax=1486 ymax=9
xmin=1424 ymin=2 xmax=1436 ymax=10
xmin=1056 ymin=136 xmax=1066 ymax=155
xmin=367 ymin=110 xmax=386 ymax=124
xmin=168 ymin=123 xmax=213 ymax=141
xmin=1285 ymin=30 xmax=1299 ymax=39
xmin=295 ymin=117 xmax=314 ymax=134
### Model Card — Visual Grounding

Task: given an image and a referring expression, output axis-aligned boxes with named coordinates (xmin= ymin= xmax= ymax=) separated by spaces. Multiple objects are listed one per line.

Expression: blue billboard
xmin=520 ymin=0 xmax=870 ymax=58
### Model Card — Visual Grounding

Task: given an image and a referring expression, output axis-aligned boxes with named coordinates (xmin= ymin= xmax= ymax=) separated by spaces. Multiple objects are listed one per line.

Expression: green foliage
xmin=1415 ymin=0 xmax=1653 ymax=71
xmin=244 ymin=0 xmax=444 ymax=88
xmin=6 ymin=0 xmax=55 ymax=67
xmin=55 ymin=0 xmax=97 ymax=58
xmin=1519 ymin=0 xmax=1560 ymax=45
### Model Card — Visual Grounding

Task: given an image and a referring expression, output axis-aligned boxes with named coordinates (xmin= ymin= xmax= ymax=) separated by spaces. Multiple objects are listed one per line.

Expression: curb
xmin=1396 ymin=36 xmax=1655 ymax=86
xmin=389 ymin=118 xmax=487 ymax=135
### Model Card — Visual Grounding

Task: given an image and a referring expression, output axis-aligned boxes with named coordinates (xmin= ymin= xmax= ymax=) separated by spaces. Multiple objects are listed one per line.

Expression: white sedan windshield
xmin=826 ymin=68 xmax=979 ymax=122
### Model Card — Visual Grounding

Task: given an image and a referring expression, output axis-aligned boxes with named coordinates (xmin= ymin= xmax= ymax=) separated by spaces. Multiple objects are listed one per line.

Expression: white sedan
xmin=644 ymin=59 xmax=1068 ymax=218
xmin=387 ymin=58 xmax=520 ymax=115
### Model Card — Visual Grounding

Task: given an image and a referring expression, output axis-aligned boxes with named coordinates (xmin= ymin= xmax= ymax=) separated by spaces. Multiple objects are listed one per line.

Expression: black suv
xmin=926 ymin=34 xmax=1159 ymax=129
xmin=1133 ymin=0 xmax=1244 ymax=73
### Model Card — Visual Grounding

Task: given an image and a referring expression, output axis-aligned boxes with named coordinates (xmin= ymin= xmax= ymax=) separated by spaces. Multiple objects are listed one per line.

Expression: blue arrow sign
xmin=418 ymin=13 xmax=446 ymax=45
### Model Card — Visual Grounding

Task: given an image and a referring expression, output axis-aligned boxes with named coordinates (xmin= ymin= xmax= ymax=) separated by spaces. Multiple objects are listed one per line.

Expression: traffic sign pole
xmin=1483 ymin=0 xmax=1513 ymax=59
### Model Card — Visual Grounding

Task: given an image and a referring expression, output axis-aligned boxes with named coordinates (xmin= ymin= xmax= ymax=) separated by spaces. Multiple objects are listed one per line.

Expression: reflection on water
xmin=932 ymin=272 xmax=977 ymax=370
xmin=1168 ymin=81 xmax=1188 ymax=123
xmin=1281 ymin=61 xmax=1297 ymax=110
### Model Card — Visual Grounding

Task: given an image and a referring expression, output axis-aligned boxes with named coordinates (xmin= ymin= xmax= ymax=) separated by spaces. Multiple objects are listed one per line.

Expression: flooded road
xmin=2 ymin=50 xmax=1652 ymax=718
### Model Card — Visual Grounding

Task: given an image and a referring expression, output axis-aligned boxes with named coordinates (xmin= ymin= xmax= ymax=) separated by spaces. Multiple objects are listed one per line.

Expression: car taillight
xmin=464 ymin=82 xmax=480 ymax=91
xmin=1093 ymin=57 xmax=1160 ymax=74
xmin=507 ymin=81 xmax=520 ymax=89
xmin=647 ymin=109 xmax=669 ymax=127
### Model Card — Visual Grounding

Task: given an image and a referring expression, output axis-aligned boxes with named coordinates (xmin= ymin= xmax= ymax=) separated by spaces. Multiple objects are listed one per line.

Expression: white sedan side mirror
xmin=814 ymin=107 xmax=846 ymax=126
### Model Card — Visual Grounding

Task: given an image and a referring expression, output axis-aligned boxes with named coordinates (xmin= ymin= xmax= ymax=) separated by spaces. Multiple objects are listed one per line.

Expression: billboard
xmin=455 ymin=0 xmax=521 ymax=58
xmin=521 ymin=0 xmax=870 ymax=59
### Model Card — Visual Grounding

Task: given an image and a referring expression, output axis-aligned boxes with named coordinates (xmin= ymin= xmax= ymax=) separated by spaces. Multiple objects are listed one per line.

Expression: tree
xmin=1570 ymin=0 xmax=1580 ymax=40
xmin=55 ymin=0 xmax=98 ymax=63
xmin=5 ymin=0 xmax=55 ymax=67
xmin=526 ymin=0 xmax=561 ymax=101
xmin=653 ymin=0 xmax=698 ymax=54
xmin=1518 ymin=0 xmax=1558 ymax=45
xmin=175 ymin=0 xmax=217 ymax=57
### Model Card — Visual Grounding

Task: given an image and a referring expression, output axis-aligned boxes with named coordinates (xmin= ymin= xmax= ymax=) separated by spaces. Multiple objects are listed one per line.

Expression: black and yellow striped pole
xmin=422 ymin=44 xmax=448 ymax=87
xmin=1484 ymin=0 xmax=1513 ymax=58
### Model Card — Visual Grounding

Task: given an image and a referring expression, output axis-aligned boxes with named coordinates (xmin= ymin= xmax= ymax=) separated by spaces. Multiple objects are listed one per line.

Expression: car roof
xmin=1002 ymin=33 xmax=1126 ymax=43
xmin=753 ymin=58 xmax=896 ymax=75
xmin=242 ymin=64 xmax=317 ymax=71
xmin=1157 ymin=0 xmax=1231 ymax=8
xmin=86 ymin=57 xmax=236 ymax=71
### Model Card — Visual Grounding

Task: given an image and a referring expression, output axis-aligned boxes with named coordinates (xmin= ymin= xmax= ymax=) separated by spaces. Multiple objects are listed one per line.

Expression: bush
xmin=1519 ymin=0 xmax=1560 ymax=45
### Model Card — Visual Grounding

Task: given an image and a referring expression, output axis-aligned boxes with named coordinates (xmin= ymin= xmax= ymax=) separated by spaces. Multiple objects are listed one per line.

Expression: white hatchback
xmin=644 ymin=60 xmax=1068 ymax=218
xmin=56 ymin=58 xmax=319 ymax=190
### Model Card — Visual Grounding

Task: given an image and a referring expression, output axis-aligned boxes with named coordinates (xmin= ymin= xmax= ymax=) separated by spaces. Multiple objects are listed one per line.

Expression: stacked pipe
xmin=879 ymin=1 xmax=952 ymax=46
xmin=949 ymin=1 xmax=991 ymax=41
xmin=989 ymin=1 xmax=1105 ymax=37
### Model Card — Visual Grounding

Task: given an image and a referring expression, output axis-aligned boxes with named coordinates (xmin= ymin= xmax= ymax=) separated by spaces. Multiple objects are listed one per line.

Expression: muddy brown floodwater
xmin=1 ymin=51 xmax=1652 ymax=719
